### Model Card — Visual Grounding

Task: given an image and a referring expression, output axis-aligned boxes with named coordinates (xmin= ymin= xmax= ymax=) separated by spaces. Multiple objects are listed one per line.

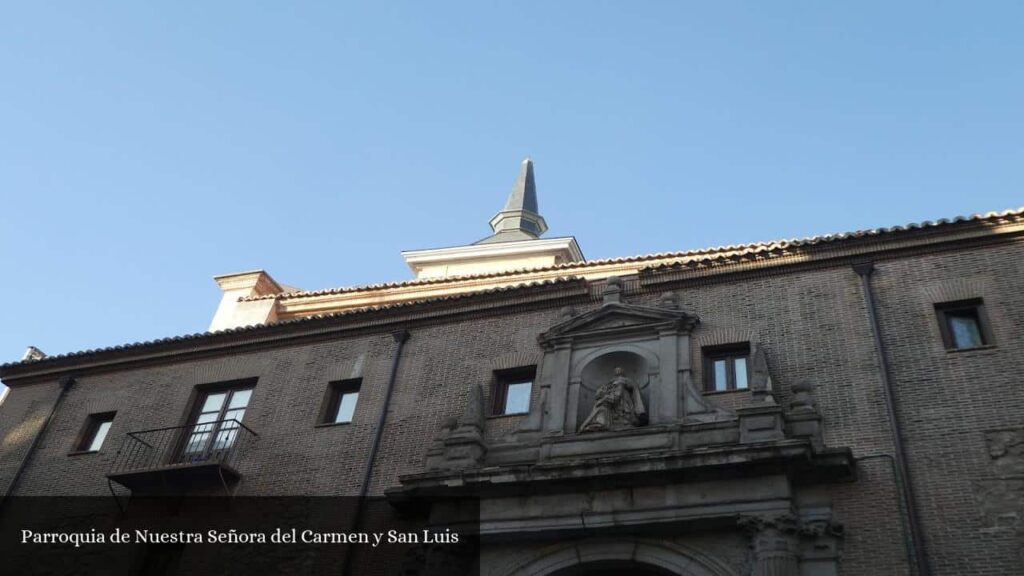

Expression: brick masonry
xmin=1 ymin=238 xmax=1022 ymax=575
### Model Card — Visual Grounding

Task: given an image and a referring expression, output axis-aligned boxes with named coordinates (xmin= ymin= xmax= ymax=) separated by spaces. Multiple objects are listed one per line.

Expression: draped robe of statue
xmin=579 ymin=367 xmax=648 ymax=432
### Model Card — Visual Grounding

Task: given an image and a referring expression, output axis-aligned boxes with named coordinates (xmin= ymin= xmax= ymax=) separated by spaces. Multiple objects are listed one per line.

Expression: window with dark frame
xmin=491 ymin=367 xmax=536 ymax=416
xmin=935 ymin=299 xmax=992 ymax=350
xmin=75 ymin=412 xmax=116 ymax=453
xmin=321 ymin=379 xmax=361 ymax=424
xmin=183 ymin=384 xmax=254 ymax=458
xmin=703 ymin=343 xmax=751 ymax=392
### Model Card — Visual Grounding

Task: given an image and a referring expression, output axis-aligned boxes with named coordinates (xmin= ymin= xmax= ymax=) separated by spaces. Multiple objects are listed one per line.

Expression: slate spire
xmin=476 ymin=158 xmax=549 ymax=244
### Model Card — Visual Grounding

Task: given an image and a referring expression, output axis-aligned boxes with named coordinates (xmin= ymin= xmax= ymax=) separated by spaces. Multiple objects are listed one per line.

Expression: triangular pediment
xmin=540 ymin=303 xmax=699 ymax=342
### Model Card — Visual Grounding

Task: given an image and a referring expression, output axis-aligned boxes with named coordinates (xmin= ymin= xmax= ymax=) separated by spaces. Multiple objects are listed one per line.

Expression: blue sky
xmin=1 ymin=2 xmax=1022 ymax=369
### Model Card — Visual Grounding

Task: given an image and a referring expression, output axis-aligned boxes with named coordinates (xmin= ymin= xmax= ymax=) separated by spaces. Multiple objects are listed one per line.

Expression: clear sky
xmin=1 ymin=2 xmax=1022 ymax=370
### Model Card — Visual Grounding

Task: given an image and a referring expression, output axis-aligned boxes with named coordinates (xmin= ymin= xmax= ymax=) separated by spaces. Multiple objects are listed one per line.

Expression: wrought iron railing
xmin=109 ymin=419 xmax=258 ymax=476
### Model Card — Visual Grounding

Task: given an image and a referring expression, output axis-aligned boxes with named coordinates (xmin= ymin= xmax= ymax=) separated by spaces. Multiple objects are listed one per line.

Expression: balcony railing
xmin=107 ymin=419 xmax=257 ymax=491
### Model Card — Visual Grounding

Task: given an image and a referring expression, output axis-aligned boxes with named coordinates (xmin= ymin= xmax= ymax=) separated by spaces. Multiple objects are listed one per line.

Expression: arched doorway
xmin=498 ymin=538 xmax=737 ymax=576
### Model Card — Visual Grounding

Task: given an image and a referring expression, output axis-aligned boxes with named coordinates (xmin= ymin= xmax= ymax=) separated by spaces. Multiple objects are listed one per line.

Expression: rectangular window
xmin=703 ymin=344 xmax=751 ymax=392
xmin=491 ymin=367 xmax=536 ymax=416
xmin=935 ymin=299 xmax=992 ymax=350
xmin=321 ymin=379 xmax=361 ymax=424
xmin=183 ymin=385 xmax=253 ymax=459
xmin=76 ymin=412 xmax=116 ymax=453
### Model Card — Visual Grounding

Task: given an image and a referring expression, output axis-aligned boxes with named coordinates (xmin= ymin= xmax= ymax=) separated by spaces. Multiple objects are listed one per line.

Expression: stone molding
xmin=498 ymin=538 xmax=738 ymax=576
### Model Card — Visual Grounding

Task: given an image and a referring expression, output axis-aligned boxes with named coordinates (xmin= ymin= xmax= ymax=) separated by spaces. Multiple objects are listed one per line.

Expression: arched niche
xmin=575 ymin=349 xmax=656 ymax=432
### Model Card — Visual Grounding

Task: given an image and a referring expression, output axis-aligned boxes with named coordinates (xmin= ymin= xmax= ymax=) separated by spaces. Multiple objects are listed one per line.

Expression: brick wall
xmin=1 ymin=239 xmax=1021 ymax=574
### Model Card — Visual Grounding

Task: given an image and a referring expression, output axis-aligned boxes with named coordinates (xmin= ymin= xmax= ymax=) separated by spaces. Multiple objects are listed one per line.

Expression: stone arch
xmin=570 ymin=343 xmax=660 ymax=381
xmin=499 ymin=538 xmax=738 ymax=576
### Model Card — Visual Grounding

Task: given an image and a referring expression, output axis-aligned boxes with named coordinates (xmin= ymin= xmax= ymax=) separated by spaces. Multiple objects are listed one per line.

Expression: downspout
xmin=0 ymin=375 xmax=76 ymax=510
xmin=342 ymin=330 xmax=410 ymax=576
xmin=853 ymin=263 xmax=931 ymax=576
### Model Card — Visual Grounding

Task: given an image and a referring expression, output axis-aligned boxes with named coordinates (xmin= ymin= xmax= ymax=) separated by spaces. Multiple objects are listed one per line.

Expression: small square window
xmin=703 ymin=344 xmax=751 ymax=392
xmin=321 ymin=379 xmax=361 ymax=424
xmin=935 ymin=299 xmax=993 ymax=350
xmin=491 ymin=367 xmax=536 ymax=416
xmin=75 ymin=412 xmax=116 ymax=453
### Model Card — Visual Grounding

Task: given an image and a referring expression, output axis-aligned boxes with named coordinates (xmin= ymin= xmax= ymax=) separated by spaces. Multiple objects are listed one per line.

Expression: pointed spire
xmin=476 ymin=158 xmax=549 ymax=244
xmin=504 ymin=157 xmax=539 ymax=214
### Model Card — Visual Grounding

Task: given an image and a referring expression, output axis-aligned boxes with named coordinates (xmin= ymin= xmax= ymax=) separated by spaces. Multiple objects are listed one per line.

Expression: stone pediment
xmin=539 ymin=303 xmax=699 ymax=344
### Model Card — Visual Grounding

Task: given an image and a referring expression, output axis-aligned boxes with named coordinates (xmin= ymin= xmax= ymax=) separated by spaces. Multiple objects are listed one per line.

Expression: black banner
xmin=0 ymin=497 xmax=479 ymax=576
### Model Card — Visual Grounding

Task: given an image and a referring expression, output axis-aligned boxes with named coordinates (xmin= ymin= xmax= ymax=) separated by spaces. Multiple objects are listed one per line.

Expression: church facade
xmin=1 ymin=161 xmax=1022 ymax=575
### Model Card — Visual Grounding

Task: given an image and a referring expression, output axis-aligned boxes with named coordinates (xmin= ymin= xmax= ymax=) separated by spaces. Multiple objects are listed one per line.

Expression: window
xmin=935 ymin=299 xmax=992 ymax=350
xmin=321 ymin=379 xmax=361 ymax=424
xmin=491 ymin=367 xmax=535 ymax=416
xmin=703 ymin=344 xmax=750 ymax=392
xmin=183 ymin=385 xmax=253 ymax=459
xmin=75 ymin=412 xmax=116 ymax=453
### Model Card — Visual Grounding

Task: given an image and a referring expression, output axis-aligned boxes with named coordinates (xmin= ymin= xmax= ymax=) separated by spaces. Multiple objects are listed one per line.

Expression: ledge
xmin=945 ymin=344 xmax=998 ymax=354
xmin=390 ymin=438 xmax=854 ymax=505
xmin=486 ymin=412 xmax=528 ymax=420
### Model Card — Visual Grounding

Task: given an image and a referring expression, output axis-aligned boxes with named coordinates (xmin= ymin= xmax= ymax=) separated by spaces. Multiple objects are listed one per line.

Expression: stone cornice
xmin=402 ymin=237 xmax=582 ymax=267
xmin=391 ymin=440 xmax=854 ymax=501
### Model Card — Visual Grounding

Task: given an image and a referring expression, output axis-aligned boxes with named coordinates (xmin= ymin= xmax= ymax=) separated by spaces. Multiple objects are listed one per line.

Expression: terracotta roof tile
xmin=242 ymin=207 xmax=1024 ymax=302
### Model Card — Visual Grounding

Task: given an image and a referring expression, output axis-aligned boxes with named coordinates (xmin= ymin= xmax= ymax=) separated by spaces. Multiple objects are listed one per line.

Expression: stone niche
xmin=575 ymin=349 xmax=652 ymax=431
xmin=513 ymin=293 xmax=726 ymax=442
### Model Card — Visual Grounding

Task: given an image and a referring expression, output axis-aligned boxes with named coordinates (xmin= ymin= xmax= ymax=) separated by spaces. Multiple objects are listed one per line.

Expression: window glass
xmin=228 ymin=389 xmax=252 ymax=410
xmin=201 ymin=393 xmax=226 ymax=412
xmin=186 ymin=387 xmax=253 ymax=456
xmin=703 ymin=343 xmax=752 ymax=392
xmin=87 ymin=420 xmax=112 ymax=451
xmin=224 ymin=408 xmax=246 ymax=423
xmin=949 ymin=313 xmax=983 ymax=349
xmin=491 ymin=367 xmax=538 ymax=415
xmin=504 ymin=381 xmax=532 ymax=414
xmin=734 ymin=358 xmax=748 ymax=389
xmin=335 ymin=392 xmax=359 ymax=423
xmin=713 ymin=360 xmax=728 ymax=391
xmin=936 ymin=299 xmax=991 ymax=350
xmin=195 ymin=412 xmax=219 ymax=424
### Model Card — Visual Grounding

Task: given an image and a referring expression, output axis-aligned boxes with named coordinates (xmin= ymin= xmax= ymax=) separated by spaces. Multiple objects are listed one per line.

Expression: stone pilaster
xmin=739 ymin=514 xmax=800 ymax=576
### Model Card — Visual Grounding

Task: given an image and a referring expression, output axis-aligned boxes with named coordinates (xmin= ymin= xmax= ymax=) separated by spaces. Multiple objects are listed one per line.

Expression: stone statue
xmin=579 ymin=367 xmax=648 ymax=432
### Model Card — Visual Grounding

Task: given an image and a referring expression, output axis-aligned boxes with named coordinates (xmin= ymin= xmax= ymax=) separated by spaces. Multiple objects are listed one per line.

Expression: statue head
xmin=614 ymin=367 xmax=625 ymax=377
